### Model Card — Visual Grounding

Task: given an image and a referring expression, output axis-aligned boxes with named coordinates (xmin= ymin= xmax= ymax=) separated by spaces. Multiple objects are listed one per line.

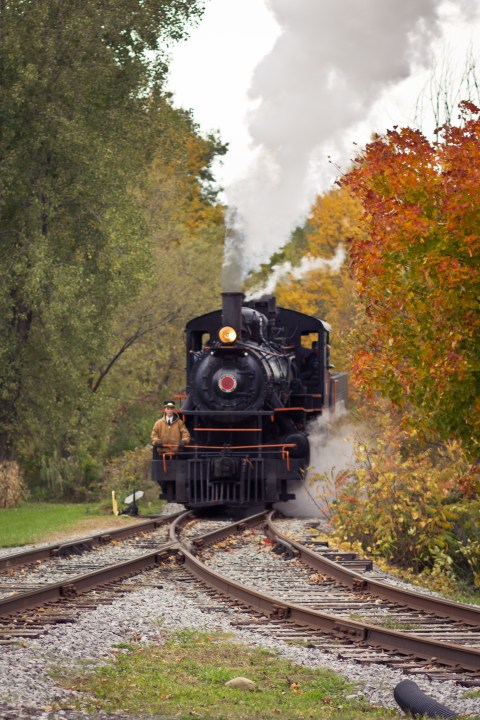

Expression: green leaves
xmin=0 ymin=0 xmax=207 ymax=486
xmin=327 ymin=414 xmax=471 ymax=575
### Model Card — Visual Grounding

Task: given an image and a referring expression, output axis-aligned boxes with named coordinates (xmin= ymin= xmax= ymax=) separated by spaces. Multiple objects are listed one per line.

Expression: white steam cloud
xmin=222 ymin=208 xmax=245 ymax=291
xmin=246 ymin=244 xmax=345 ymax=299
xmin=274 ymin=413 xmax=357 ymax=519
xmin=227 ymin=0 xmax=475 ymax=272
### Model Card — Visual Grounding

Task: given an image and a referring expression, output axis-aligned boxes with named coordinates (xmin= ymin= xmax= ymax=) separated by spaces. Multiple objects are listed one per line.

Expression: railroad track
xmin=2 ymin=509 xmax=480 ymax=689
xmin=0 ymin=514 xmax=182 ymax=630
xmin=0 ymin=511 xmax=254 ymax=643
xmin=173 ymin=511 xmax=480 ymax=686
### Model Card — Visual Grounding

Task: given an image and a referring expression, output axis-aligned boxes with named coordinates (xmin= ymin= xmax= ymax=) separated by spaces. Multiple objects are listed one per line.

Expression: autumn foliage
xmin=274 ymin=187 xmax=364 ymax=370
xmin=343 ymin=101 xmax=480 ymax=457
xmin=323 ymin=413 xmax=477 ymax=576
xmin=0 ymin=461 xmax=29 ymax=508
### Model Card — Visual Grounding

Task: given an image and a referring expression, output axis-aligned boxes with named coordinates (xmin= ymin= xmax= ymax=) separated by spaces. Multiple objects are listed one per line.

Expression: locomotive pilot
xmin=151 ymin=401 xmax=190 ymax=454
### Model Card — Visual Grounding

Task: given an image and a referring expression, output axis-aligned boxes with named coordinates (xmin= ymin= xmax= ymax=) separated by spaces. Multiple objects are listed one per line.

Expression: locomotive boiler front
xmin=190 ymin=299 xmax=290 ymax=421
xmin=190 ymin=348 xmax=267 ymax=416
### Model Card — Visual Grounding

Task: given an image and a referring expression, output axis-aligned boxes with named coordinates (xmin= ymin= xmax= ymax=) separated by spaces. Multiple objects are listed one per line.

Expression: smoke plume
xmin=227 ymin=0 xmax=470 ymax=271
xmin=222 ymin=208 xmax=245 ymax=291
xmin=246 ymin=244 xmax=345 ymax=299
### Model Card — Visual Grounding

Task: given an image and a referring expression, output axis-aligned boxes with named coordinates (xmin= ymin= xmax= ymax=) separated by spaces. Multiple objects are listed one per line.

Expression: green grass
xmin=0 ymin=502 xmax=102 ymax=547
xmin=55 ymin=629 xmax=400 ymax=719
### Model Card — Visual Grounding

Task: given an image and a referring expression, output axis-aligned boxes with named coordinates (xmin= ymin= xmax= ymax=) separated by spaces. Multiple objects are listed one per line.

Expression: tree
xmin=81 ymin=101 xmax=227 ymax=460
xmin=0 ymin=1 xmax=204 ymax=485
xmin=343 ymin=101 xmax=480 ymax=457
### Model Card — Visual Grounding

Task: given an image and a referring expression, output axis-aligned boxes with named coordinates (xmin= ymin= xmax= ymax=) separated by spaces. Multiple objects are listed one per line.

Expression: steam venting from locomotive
xmin=224 ymin=0 xmax=470 ymax=270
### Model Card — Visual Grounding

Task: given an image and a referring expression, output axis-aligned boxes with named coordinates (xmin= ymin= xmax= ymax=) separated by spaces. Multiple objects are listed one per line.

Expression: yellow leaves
xmin=306 ymin=186 xmax=364 ymax=257
xmin=324 ymin=408 xmax=472 ymax=573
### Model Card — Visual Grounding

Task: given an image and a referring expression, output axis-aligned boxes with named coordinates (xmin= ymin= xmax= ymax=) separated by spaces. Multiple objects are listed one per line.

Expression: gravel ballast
xmin=1 ymin=510 xmax=480 ymax=719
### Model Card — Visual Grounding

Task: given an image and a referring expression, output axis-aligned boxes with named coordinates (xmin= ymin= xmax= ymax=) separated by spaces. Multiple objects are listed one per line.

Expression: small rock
xmin=225 ymin=677 xmax=256 ymax=690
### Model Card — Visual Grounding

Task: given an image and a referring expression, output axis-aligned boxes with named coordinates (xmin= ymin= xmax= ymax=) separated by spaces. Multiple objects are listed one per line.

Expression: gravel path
xmin=1 ymin=508 xmax=480 ymax=719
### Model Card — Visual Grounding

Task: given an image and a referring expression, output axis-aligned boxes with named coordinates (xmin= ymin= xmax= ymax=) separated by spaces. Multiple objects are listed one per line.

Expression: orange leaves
xmin=327 ymin=412 xmax=472 ymax=573
xmin=342 ymin=103 xmax=480 ymax=456
xmin=304 ymin=186 xmax=363 ymax=258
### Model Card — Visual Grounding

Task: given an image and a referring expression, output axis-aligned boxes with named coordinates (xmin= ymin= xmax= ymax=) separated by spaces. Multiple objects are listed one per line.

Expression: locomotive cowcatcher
xmin=152 ymin=292 xmax=347 ymax=509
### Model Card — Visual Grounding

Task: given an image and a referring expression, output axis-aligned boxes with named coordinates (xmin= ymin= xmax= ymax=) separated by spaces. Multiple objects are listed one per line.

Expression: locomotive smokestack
xmin=222 ymin=292 xmax=244 ymax=334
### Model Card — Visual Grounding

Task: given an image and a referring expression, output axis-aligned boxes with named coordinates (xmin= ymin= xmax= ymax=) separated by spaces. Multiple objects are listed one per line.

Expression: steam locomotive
xmin=152 ymin=292 xmax=347 ymax=509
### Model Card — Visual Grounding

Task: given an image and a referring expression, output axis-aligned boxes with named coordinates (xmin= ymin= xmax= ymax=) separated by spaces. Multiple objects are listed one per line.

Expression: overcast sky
xmin=166 ymin=0 xmax=480 ymax=272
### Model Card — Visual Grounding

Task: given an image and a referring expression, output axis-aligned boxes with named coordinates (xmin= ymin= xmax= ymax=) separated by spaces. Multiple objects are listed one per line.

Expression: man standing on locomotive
xmin=151 ymin=401 xmax=190 ymax=454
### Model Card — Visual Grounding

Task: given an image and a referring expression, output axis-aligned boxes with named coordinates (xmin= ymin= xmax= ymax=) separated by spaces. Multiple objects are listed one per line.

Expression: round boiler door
xmin=218 ymin=374 xmax=237 ymax=393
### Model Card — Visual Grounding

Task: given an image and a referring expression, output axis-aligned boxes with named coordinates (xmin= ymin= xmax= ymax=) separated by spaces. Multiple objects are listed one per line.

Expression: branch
xmin=89 ymin=309 xmax=181 ymax=393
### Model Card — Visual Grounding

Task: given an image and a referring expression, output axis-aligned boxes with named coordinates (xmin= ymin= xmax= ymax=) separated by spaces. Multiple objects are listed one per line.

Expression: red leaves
xmin=342 ymin=104 xmax=480 ymax=455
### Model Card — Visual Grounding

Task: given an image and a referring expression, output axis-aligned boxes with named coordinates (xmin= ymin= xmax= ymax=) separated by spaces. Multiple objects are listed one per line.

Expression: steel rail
xmin=0 ymin=511 xmax=268 ymax=620
xmin=172 ymin=518 xmax=480 ymax=672
xmin=189 ymin=511 xmax=269 ymax=547
xmin=266 ymin=512 xmax=480 ymax=627
xmin=0 ymin=543 xmax=179 ymax=618
xmin=0 ymin=511 xmax=268 ymax=619
xmin=5 ymin=509 xmax=479 ymax=672
xmin=0 ymin=512 xmax=183 ymax=571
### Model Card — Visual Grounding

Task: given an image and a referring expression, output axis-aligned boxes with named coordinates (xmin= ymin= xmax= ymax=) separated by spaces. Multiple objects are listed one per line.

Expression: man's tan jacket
xmin=151 ymin=414 xmax=190 ymax=453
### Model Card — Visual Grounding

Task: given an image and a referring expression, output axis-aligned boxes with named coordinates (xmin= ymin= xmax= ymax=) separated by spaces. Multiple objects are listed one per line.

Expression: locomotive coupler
xmin=212 ymin=450 xmax=238 ymax=480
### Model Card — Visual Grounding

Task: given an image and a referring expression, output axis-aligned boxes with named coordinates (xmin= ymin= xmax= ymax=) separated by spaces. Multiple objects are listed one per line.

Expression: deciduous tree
xmin=274 ymin=187 xmax=364 ymax=370
xmin=0 ymin=0 xmax=204 ymax=485
xmin=80 ymin=101 xmax=226 ymax=461
xmin=343 ymin=101 xmax=480 ymax=456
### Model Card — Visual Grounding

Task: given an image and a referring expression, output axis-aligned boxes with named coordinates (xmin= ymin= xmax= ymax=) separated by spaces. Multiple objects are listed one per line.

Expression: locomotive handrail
xmin=281 ymin=448 xmax=291 ymax=470
xmin=257 ymin=349 xmax=289 ymax=358
xmin=181 ymin=408 xmax=317 ymax=415
xmin=193 ymin=427 xmax=262 ymax=432
xmin=273 ymin=406 xmax=316 ymax=413
xmin=162 ymin=452 xmax=173 ymax=471
xmin=154 ymin=443 xmax=296 ymax=450
xmin=180 ymin=410 xmax=274 ymax=416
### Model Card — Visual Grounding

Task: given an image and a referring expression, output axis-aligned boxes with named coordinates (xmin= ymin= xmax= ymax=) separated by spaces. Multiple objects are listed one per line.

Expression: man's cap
xmin=164 ymin=401 xmax=175 ymax=408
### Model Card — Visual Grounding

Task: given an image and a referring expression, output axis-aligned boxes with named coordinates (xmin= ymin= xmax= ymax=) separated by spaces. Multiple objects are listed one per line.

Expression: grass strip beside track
xmin=0 ymin=503 xmax=129 ymax=547
xmin=54 ymin=629 xmax=396 ymax=719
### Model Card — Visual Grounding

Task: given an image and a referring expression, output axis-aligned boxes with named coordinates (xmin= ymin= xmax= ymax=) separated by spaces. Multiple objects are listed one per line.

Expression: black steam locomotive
xmin=152 ymin=293 xmax=347 ymax=509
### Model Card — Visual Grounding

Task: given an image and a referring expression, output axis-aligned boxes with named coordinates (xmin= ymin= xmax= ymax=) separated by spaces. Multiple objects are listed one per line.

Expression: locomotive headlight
xmin=219 ymin=326 xmax=237 ymax=343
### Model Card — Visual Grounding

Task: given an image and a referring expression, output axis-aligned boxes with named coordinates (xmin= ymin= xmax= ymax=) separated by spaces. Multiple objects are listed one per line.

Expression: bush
xmin=313 ymin=412 xmax=478 ymax=580
xmin=31 ymin=453 xmax=102 ymax=502
xmin=450 ymin=499 xmax=480 ymax=588
xmin=101 ymin=446 xmax=160 ymax=511
xmin=0 ymin=460 xmax=29 ymax=508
